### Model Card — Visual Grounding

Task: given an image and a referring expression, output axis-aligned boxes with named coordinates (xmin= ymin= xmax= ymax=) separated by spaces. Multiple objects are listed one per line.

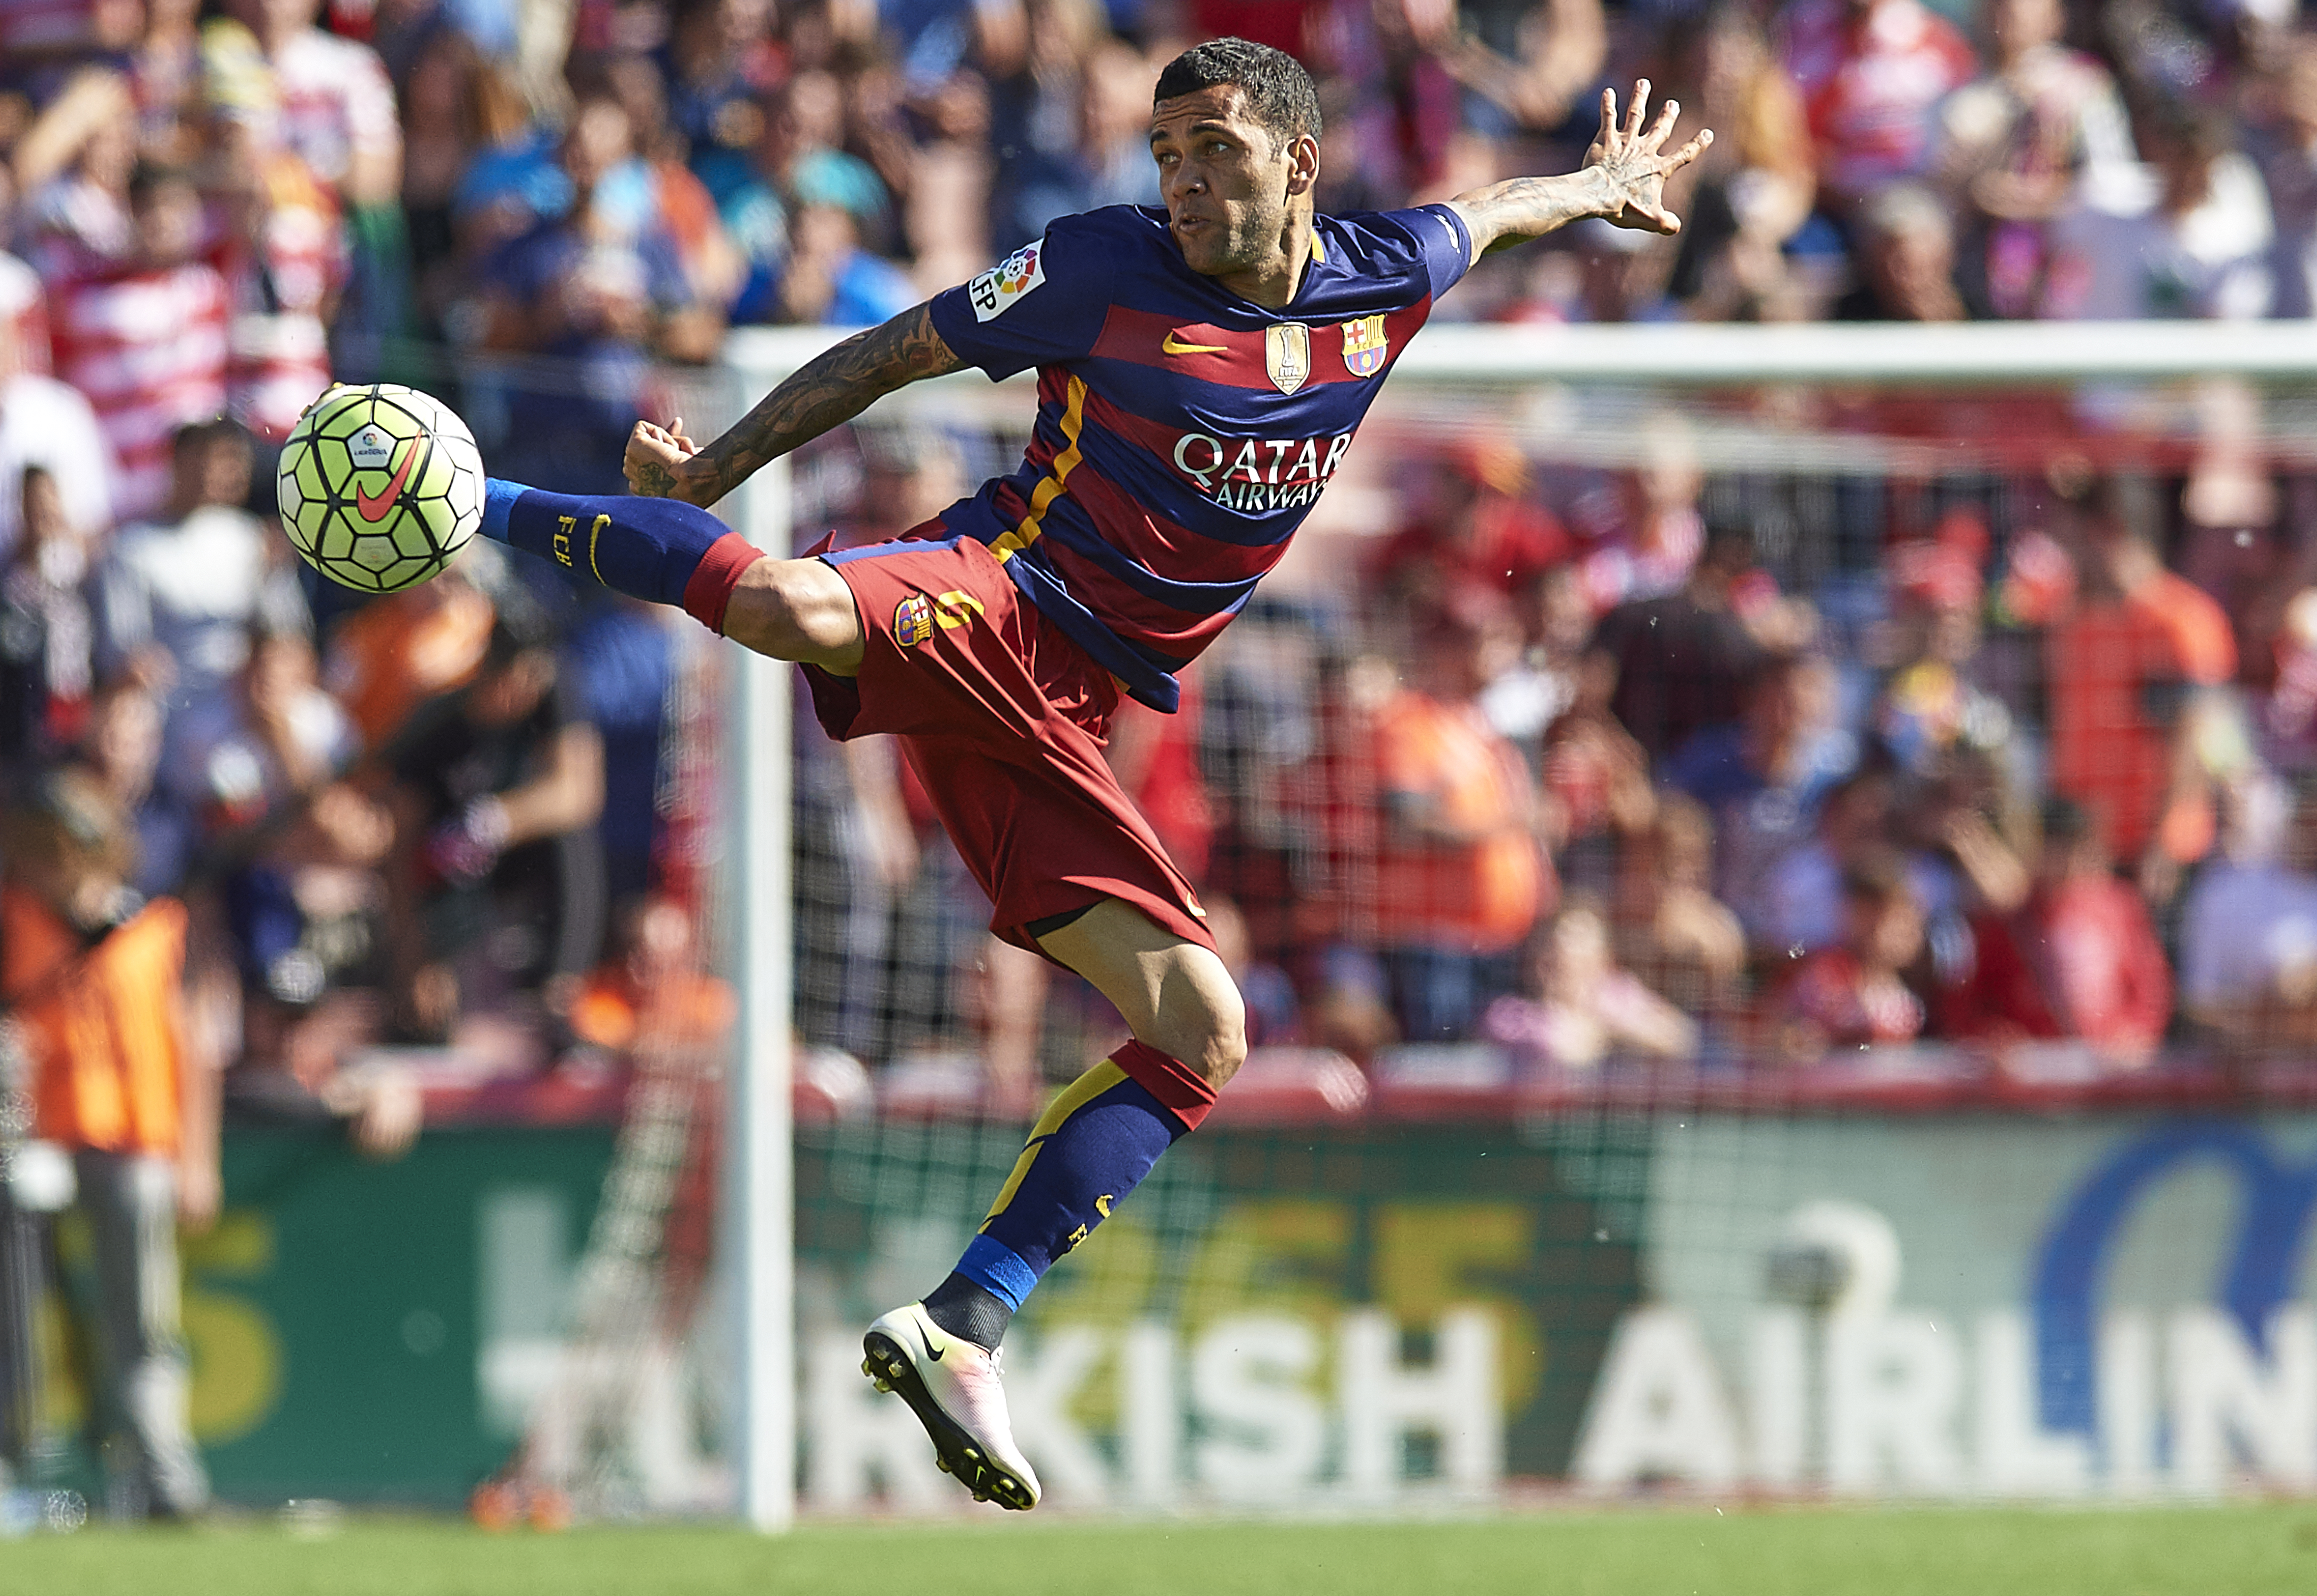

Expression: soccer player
xmin=476 ymin=38 xmax=1706 ymax=1509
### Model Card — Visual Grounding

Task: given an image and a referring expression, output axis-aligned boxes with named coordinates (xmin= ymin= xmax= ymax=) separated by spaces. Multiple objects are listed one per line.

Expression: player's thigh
xmin=723 ymin=556 xmax=865 ymax=672
xmin=1036 ymin=899 xmax=1247 ymax=1086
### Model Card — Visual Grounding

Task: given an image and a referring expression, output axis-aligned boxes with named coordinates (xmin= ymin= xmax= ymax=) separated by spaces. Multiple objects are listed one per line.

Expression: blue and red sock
xmin=481 ymin=479 xmax=764 ymax=634
xmin=926 ymin=1041 xmax=1215 ymax=1348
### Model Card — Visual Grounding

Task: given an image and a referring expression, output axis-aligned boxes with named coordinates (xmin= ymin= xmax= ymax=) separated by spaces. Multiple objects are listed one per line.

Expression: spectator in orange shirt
xmin=2046 ymin=475 xmax=2235 ymax=896
xmin=1370 ymin=587 xmax=1552 ymax=1041
xmin=569 ymin=895 xmax=736 ymax=1053
xmin=0 ymin=768 xmax=212 ymax=1518
xmin=322 ymin=547 xmax=499 ymax=749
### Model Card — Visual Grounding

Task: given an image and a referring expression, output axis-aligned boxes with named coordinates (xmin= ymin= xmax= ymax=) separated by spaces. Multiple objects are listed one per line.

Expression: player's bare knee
xmin=1157 ymin=982 xmax=1246 ymax=1090
xmin=1199 ymin=1001 xmax=1248 ymax=1090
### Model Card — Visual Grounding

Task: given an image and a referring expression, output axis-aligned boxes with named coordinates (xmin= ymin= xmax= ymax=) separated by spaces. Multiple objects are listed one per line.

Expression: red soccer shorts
xmin=801 ymin=526 xmax=1214 ymax=959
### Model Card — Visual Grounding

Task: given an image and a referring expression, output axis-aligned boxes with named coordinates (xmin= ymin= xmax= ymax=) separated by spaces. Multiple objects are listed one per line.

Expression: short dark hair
xmin=127 ymin=161 xmax=194 ymax=210
xmin=171 ymin=416 xmax=247 ymax=460
xmin=2039 ymin=796 xmax=2093 ymax=848
xmin=1154 ymin=37 xmax=1321 ymax=145
xmin=1840 ymin=849 xmax=1913 ymax=908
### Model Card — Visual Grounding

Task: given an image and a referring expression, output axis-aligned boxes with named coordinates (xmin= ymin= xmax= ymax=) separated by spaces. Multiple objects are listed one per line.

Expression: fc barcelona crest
xmin=893 ymin=593 xmax=934 ymax=647
xmin=1264 ymin=323 xmax=1311 ymax=395
xmin=1342 ymin=314 xmax=1388 ymax=378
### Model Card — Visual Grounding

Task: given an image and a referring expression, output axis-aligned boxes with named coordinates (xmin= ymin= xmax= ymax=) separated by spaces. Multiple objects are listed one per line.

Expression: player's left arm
xmin=626 ymin=301 xmax=964 ymax=506
xmin=1447 ymin=80 xmax=1711 ymax=260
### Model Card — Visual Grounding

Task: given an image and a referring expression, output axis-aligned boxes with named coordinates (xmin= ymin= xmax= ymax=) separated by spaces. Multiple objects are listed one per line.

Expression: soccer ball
xmin=276 ymin=384 xmax=485 ymax=593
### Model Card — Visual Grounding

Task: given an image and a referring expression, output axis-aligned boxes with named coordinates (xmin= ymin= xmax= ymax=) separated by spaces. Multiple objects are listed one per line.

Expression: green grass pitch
xmin=11 ymin=1505 xmax=2317 ymax=1596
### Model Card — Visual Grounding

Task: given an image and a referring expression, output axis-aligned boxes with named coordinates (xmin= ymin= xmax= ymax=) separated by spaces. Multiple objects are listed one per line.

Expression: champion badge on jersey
xmin=1342 ymin=315 xmax=1388 ymax=378
xmin=1265 ymin=323 xmax=1311 ymax=395
xmin=893 ymin=593 xmax=934 ymax=647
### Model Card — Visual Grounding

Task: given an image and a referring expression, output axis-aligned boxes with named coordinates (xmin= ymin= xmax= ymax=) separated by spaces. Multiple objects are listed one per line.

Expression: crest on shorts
xmin=1265 ymin=323 xmax=1311 ymax=395
xmin=892 ymin=593 xmax=934 ymax=647
xmin=1341 ymin=314 xmax=1388 ymax=378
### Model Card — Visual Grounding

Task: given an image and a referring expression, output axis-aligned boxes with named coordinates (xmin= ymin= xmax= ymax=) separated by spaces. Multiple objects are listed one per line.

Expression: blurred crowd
xmin=795 ymin=405 xmax=2317 ymax=1096
xmin=13 ymin=0 xmax=2317 ymax=430
xmin=8 ymin=0 xmax=2317 ymax=1143
xmin=13 ymin=0 xmax=2317 ymax=1508
xmin=0 ymin=401 xmax=725 ymax=1144
xmin=0 ymin=408 xmax=708 ymax=1512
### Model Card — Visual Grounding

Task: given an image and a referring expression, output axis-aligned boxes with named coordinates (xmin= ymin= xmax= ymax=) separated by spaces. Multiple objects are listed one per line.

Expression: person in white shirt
xmin=2254 ymin=33 xmax=2317 ymax=318
xmin=93 ymin=418 xmax=309 ymax=743
xmin=2179 ymin=774 xmax=2317 ymax=1040
xmin=0 ymin=306 xmax=116 ymax=566
xmin=2048 ymin=101 xmax=2273 ymax=321
xmin=1934 ymin=0 xmax=2137 ymax=318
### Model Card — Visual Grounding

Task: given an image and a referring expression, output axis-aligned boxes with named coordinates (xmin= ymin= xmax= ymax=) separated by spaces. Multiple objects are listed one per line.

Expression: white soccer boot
xmin=863 ymin=1303 xmax=1042 ymax=1510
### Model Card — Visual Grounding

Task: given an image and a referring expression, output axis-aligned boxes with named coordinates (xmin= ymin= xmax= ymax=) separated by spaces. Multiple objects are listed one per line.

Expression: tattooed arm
xmin=1448 ymin=80 xmax=1710 ymax=260
xmin=624 ymin=301 xmax=964 ymax=505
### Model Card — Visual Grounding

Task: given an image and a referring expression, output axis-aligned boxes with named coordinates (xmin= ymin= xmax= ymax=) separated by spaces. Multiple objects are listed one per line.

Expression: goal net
xmin=708 ymin=320 xmax=2317 ymax=1516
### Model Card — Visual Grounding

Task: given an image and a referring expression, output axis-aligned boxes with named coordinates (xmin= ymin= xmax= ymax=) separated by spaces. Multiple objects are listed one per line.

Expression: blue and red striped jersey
xmin=926 ymin=202 xmax=1471 ymax=712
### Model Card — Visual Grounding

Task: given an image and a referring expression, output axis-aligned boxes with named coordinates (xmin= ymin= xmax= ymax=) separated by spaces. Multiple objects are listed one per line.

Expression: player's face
xmin=1149 ymin=86 xmax=1316 ymax=285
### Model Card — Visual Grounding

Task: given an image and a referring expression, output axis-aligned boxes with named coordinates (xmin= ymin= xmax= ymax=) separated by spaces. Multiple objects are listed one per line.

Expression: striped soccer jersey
xmin=45 ymin=254 xmax=230 ymax=520
xmin=925 ymin=202 xmax=1471 ymax=712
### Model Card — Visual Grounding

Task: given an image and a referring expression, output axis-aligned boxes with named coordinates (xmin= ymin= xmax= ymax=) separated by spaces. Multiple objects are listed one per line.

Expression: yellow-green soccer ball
xmin=276 ymin=383 xmax=485 ymax=593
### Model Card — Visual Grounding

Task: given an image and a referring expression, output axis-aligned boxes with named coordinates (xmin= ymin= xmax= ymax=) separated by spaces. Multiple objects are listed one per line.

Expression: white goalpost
xmin=713 ymin=317 xmax=2317 ymax=1529
xmin=725 ymin=451 xmax=797 ymax=1532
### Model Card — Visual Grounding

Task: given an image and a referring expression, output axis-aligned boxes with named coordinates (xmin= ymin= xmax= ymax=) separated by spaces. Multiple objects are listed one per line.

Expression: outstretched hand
xmin=624 ymin=417 xmax=716 ymax=504
xmin=1586 ymin=80 xmax=1711 ymax=235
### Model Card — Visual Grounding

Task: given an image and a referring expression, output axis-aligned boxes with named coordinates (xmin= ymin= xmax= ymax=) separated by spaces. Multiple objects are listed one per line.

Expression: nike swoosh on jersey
xmin=355 ymin=441 xmax=421 ymax=521
xmin=1162 ymin=330 xmax=1230 ymax=356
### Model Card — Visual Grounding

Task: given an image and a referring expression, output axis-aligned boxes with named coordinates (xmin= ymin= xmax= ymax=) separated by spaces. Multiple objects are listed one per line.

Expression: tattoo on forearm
xmin=700 ymin=303 xmax=963 ymax=498
xmin=1455 ymin=171 xmax=1612 ymax=256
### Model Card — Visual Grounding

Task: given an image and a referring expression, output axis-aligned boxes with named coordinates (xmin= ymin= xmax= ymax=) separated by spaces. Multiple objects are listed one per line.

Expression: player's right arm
xmin=1447 ymin=80 xmax=1710 ymax=259
xmin=631 ymin=220 xmax=1111 ymax=507
xmin=625 ymin=301 xmax=965 ymax=506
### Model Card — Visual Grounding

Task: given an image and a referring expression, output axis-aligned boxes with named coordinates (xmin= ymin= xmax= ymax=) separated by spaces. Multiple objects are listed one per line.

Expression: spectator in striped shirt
xmin=35 ymin=162 xmax=230 ymax=519
xmin=218 ymin=0 xmax=401 ymax=210
xmin=201 ymin=20 xmax=347 ymax=440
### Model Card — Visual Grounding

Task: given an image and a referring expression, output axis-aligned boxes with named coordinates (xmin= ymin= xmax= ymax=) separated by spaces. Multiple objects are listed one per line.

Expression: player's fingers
xmin=1645 ymin=98 xmax=1681 ymax=151
xmin=1626 ymin=79 xmax=1649 ymax=140
xmin=1597 ymin=86 xmax=1618 ymax=147
xmin=1663 ymin=129 xmax=1713 ymax=173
